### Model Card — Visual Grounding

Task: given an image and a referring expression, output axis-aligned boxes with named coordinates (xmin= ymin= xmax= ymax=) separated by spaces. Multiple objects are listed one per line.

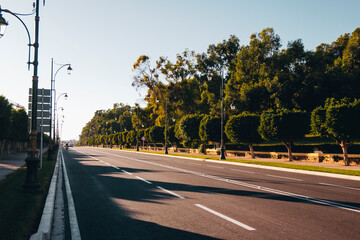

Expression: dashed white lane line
xmin=231 ymin=169 xmax=255 ymax=174
xmin=157 ymin=186 xmax=185 ymax=199
xmin=266 ymin=174 xmax=303 ymax=181
xmin=188 ymin=163 xmax=202 ymax=166
xmin=195 ymin=204 xmax=256 ymax=231
xmin=76 ymin=149 xmax=360 ymax=213
xmin=208 ymin=165 xmax=223 ymax=169
xmin=319 ymin=182 xmax=360 ymax=191
xmin=135 ymin=176 xmax=152 ymax=184
xmin=121 ymin=169 xmax=133 ymax=175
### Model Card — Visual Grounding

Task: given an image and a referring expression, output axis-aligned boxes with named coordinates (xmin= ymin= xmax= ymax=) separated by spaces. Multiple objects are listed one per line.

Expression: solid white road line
xmin=319 ymin=182 xmax=360 ymax=191
xmin=61 ymin=149 xmax=82 ymax=240
xmin=266 ymin=174 xmax=303 ymax=181
xmin=135 ymin=176 xmax=152 ymax=184
xmin=156 ymin=186 xmax=185 ymax=199
xmin=231 ymin=169 xmax=255 ymax=174
xmin=195 ymin=204 xmax=256 ymax=231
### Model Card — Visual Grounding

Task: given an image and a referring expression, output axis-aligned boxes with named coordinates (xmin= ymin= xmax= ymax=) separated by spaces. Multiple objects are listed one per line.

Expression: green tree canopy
xmin=258 ymin=109 xmax=309 ymax=161
xmin=225 ymin=112 xmax=261 ymax=158
xmin=311 ymin=98 xmax=360 ymax=165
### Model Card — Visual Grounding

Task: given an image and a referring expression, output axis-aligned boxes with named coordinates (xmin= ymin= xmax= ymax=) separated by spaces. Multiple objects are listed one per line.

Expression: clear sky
xmin=1 ymin=0 xmax=359 ymax=140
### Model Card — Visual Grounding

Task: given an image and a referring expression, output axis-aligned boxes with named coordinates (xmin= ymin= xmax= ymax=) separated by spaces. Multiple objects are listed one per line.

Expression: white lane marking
xmin=135 ymin=176 xmax=152 ymax=184
xmin=231 ymin=169 xmax=255 ymax=174
xmin=195 ymin=204 xmax=256 ymax=231
xmin=188 ymin=163 xmax=202 ymax=165
xmin=156 ymin=186 xmax=185 ymax=199
xmin=319 ymin=182 xmax=360 ymax=191
xmin=121 ymin=169 xmax=133 ymax=175
xmin=266 ymin=174 xmax=303 ymax=181
xmin=79 ymin=149 xmax=360 ymax=213
xmin=73 ymin=150 xmax=120 ymax=170
xmin=208 ymin=165 xmax=223 ymax=169
xmin=61 ymin=149 xmax=82 ymax=239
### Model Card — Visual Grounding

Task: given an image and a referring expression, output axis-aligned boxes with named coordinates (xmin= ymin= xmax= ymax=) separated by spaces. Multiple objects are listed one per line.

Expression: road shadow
xmin=65 ymin=151 xmax=221 ymax=239
xmin=63 ymin=150 xmax=360 ymax=239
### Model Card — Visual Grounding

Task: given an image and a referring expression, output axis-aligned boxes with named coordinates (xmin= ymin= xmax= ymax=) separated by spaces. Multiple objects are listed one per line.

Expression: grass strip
xmin=0 ymin=152 xmax=57 ymax=240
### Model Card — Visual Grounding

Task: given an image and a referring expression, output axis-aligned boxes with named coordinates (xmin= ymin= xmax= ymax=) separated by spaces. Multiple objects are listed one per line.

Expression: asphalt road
xmin=62 ymin=147 xmax=360 ymax=240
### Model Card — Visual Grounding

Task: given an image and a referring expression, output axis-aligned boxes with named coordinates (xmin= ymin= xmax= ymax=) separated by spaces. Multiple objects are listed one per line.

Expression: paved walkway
xmin=0 ymin=152 xmax=27 ymax=182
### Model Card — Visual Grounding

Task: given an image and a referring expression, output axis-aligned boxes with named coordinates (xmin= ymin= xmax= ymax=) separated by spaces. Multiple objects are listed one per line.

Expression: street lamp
xmin=0 ymin=11 xmax=8 ymax=38
xmin=1 ymin=2 xmax=42 ymax=192
xmin=155 ymin=77 xmax=169 ymax=155
xmin=50 ymin=59 xmax=72 ymax=141
xmin=136 ymin=104 xmax=140 ymax=151
xmin=164 ymin=91 xmax=169 ymax=154
xmin=54 ymin=93 xmax=68 ymax=143
xmin=208 ymin=70 xmax=226 ymax=160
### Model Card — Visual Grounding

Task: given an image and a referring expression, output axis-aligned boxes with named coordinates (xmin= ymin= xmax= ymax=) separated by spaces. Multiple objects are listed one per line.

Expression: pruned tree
xmin=258 ymin=109 xmax=309 ymax=161
xmin=311 ymin=98 xmax=360 ymax=165
xmin=176 ymin=114 xmax=203 ymax=151
xmin=199 ymin=115 xmax=221 ymax=155
xmin=225 ymin=113 xmax=261 ymax=158
xmin=149 ymin=126 xmax=165 ymax=150
xmin=0 ymin=96 xmax=12 ymax=159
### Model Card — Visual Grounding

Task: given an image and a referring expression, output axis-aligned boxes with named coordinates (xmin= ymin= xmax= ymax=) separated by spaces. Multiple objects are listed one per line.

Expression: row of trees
xmin=0 ymin=95 xmax=29 ymax=159
xmin=79 ymin=27 xmax=360 ymax=165
xmin=79 ymin=98 xmax=360 ymax=165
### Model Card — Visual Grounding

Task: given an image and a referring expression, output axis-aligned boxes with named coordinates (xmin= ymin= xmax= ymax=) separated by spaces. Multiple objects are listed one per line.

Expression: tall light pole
xmin=51 ymin=59 xmax=72 ymax=141
xmin=208 ymin=69 xmax=226 ymax=160
xmin=136 ymin=104 xmax=140 ymax=151
xmin=54 ymin=93 xmax=67 ymax=143
xmin=1 ymin=1 xmax=43 ymax=192
xmin=164 ymin=91 xmax=169 ymax=154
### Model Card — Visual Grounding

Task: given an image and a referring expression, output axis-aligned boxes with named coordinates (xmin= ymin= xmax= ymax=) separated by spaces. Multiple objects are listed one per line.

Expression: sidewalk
xmin=0 ymin=152 xmax=27 ymax=182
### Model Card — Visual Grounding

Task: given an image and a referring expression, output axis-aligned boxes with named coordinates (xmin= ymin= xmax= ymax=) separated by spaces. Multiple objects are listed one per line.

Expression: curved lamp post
xmin=50 ymin=60 xmax=72 ymax=140
xmin=1 ymin=1 xmax=43 ymax=192
xmin=208 ymin=70 xmax=226 ymax=160
xmin=0 ymin=6 xmax=34 ymax=70
xmin=54 ymin=93 xmax=67 ymax=143
xmin=135 ymin=104 xmax=140 ymax=151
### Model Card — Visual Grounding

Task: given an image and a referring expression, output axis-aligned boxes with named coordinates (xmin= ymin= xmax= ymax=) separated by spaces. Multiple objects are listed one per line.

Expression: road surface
xmin=60 ymin=147 xmax=360 ymax=240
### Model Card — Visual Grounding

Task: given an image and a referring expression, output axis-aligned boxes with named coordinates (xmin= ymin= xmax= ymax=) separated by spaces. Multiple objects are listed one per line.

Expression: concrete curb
xmin=30 ymin=151 xmax=60 ymax=240
xmin=129 ymin=150 xmax=360 ymax=181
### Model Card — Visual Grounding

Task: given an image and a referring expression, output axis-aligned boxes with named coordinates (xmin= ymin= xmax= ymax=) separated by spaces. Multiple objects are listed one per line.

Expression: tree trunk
xmin=0 ymin=140 xmax=6 ymax=160
xmin=249 ymin=143 xmax=255 ymax=159
xmin=283 ymin=140 xmax=293 ymax=162
xmin=203 ymin=141 xmax=207 ymax=155
xmin=340 ymin=140 xmax=350 ymax=166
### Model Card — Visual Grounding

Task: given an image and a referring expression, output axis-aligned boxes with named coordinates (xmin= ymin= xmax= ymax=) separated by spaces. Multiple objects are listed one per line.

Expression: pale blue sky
xmin=1 ymin=0 xmax=359 ymax=140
